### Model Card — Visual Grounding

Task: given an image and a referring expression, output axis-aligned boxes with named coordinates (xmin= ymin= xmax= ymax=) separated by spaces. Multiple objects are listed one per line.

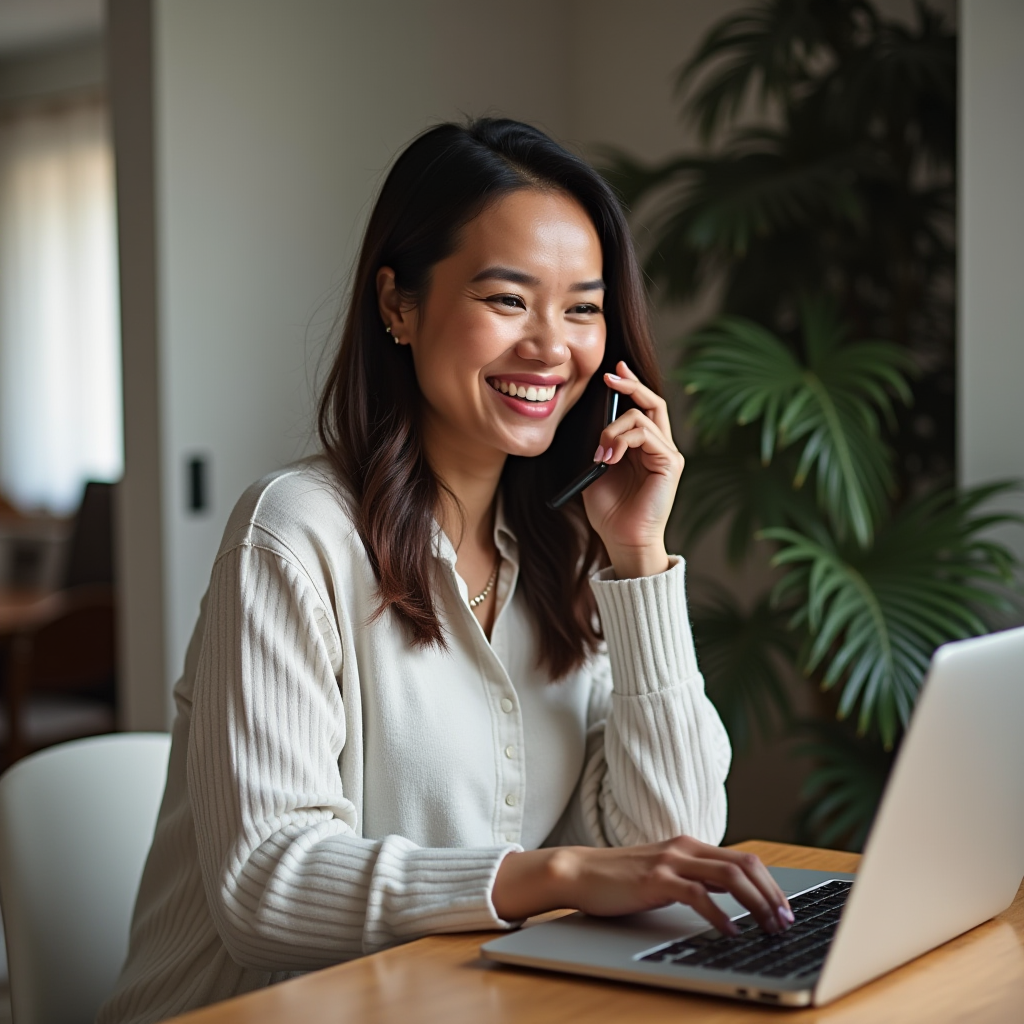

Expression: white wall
xmin=146 ymin=0 xmax=575 ymax=721
xmin=959 ymin=0 xmax=1024 ymax=567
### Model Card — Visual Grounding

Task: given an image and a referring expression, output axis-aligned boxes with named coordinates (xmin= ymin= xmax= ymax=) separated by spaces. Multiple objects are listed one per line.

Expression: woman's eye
xmin=489 ymin=294 xmax=526 ymax=310
xmin=570 ymin=303 xmax=603 ymax=315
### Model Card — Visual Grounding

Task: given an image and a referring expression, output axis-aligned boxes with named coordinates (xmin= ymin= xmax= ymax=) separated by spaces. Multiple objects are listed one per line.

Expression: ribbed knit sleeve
xmin=187 ymin=543 xmax=517 ymax=971
xmin=551 ymin=557 xmax=731 ymax=850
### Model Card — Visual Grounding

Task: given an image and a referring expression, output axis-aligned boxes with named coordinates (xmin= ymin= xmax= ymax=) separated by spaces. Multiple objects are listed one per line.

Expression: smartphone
xmin=547 ymin=386 xmax=631 ymax=510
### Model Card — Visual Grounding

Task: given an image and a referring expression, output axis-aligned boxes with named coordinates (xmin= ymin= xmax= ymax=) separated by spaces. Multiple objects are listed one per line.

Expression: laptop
xmin=482 ymin=624 xmax=1024 ymax=1007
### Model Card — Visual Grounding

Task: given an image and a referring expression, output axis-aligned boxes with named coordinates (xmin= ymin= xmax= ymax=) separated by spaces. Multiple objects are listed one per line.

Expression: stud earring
xmin=385 ymin=326 xmax=399 ymax=344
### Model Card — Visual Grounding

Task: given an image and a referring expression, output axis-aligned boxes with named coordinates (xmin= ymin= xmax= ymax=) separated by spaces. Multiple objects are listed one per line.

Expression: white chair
xmin=0 ymin=733 xmax=171 ymax=1024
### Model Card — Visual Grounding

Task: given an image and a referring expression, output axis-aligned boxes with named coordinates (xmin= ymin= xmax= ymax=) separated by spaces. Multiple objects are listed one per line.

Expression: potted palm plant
xmin=602 ymin=0 xmax=1021 ymax=849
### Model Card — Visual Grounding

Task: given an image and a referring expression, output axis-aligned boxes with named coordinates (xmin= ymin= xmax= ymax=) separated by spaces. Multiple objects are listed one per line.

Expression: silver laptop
xmin=482 ymin=624 xmax=1024 ymax=1007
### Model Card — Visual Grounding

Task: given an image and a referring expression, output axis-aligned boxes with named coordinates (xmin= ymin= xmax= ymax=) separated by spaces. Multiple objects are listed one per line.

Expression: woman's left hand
xmin=582 ymin=360 xmax=684 ymax=579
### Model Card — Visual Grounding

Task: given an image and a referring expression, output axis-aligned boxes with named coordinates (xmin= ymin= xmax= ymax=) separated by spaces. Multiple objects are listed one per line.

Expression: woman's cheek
xmin=576 ymin=328 xmax=607 ymax=380
xmin=464 ymin=316 xmax=517 ymax=363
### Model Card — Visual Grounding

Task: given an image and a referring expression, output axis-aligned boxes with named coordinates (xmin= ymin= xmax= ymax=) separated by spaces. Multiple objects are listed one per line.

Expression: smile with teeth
xmin=488 ymin=379 xmax=558 ymax=402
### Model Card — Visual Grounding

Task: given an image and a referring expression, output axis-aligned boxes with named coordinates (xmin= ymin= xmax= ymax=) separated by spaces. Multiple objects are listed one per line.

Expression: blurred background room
xmin=0 ymin=0 xmax=1022 ymax=1012
xmin=0 ymin=0 xmax=119 ymax=774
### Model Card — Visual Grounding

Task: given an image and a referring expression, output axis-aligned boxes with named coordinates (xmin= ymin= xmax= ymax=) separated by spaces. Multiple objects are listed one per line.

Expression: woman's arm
xmin=495 ymin=562 xmax=793 ymax=933
xmin=528 ymin=560 xmax=796 ymax=933
xmin=586 ymin=558 xmax=732 ymax=846
xmin=187 ymin=542 xmax=519 ymax=971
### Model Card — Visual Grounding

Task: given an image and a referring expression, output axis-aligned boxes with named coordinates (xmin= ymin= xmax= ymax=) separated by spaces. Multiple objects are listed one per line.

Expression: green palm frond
xmin=676 ymin=0 xmax=877 ymax=141
xmin=691 ymin=583 xmax=798 ymax=753
xmin=795 ymin=720 xmax=892 ymax=851
xmin=600 ymin=142 xmax=863 ymax=301
xmin=681 ymin=299 xmax=913 ymax=547
xmin=677 ymin=141 xmax=863 ymax=257
xmin=764 ymin=482 xmax=1024 ymax=746
xmin=825 ymin=5 xmax=956 ymax=158
xmin=675 ymin=428 xmax=821 ymax=561
xmin=597 ymin=151 xmax=703 ymax=212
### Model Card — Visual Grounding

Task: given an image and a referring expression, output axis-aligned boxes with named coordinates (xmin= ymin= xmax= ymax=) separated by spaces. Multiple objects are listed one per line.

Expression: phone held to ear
xmin=547 ymin=387 xmax=632 ymax=510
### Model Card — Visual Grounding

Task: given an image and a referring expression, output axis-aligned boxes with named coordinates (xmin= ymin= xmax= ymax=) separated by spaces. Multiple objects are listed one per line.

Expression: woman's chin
xmin=499 ymin=431 xmax=558 ymax=460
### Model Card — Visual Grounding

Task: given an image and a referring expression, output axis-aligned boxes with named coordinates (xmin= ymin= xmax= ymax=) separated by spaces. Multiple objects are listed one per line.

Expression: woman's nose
xmin=515 ymin=316 xmax=569 ymax=365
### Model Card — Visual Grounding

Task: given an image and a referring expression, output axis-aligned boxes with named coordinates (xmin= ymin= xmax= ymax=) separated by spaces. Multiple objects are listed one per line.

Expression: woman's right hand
xmin=492 ymin=836 xmax=794 ymax=936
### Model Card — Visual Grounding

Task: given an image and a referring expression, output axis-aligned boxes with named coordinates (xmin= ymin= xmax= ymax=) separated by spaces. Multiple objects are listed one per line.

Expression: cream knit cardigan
xmin=99 ymin=458 xmax=731 ymax=1024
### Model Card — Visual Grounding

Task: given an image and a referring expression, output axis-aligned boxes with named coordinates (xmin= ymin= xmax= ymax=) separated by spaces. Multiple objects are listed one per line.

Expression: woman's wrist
xmin=492 ymin=847 xmax=584 ymax=921
xmin=605 ymin=543 xmax=671 ymax=580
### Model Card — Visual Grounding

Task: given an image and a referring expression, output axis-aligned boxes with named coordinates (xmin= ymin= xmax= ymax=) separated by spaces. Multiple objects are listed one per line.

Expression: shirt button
xmin=505 ymin=833 xmax=517 ymax=843
xmin=504 ymin=744 xmax=516 ymax=759
xmin=500 ymin=698 xmax=514 ymax=713
xmin=505 ymin=793 xmax=517 ymax=807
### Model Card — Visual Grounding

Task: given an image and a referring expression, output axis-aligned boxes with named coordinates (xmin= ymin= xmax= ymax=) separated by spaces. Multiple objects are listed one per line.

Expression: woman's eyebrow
xmin=471 ymin=266 xmax=540 ymax=286
xmin=470 ymin=266 xmax=605 ymax=291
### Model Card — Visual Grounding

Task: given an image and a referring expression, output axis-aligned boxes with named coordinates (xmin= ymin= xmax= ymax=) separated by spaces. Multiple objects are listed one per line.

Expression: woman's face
xmin=380 ymin=189 xmax=606 ymax=468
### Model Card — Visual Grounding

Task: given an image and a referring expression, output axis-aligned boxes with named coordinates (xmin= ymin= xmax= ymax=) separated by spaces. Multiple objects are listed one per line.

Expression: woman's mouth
xmin=489 ymin=379 xmax=557 ymax=402
xmin=486 ymin=377 xmax=562 ymax=418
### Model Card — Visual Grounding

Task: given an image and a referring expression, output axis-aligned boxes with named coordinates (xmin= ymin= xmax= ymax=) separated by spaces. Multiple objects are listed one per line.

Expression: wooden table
xmin=0 ymin=589 xmax=63 ymax=636
xmin=171 ymin=841 xmax=1024 ymax=1023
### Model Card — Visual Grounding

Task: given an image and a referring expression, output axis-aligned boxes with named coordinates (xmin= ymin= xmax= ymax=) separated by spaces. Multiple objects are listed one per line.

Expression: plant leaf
xmin=763 ymin=482 xmax=1024 ymax=745
xmin=676 ymin=1 xmax=877 ymax=142
xmin=673 ymin=427 xmax=822 ymax=562
xmin=795 ymin=719 xmax=893 ymax=851
xmin=681 ymin=298 xmax=913 ymax=546
xmin=691 ymin=582 xmax=798 ymax=753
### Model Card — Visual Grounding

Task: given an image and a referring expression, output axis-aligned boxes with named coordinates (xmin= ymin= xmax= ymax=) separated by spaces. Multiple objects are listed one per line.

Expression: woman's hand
xmin=492 ymin=836 xmax=794 ymax=935
xmin=582 ymin=360 xmax=684 ymax=579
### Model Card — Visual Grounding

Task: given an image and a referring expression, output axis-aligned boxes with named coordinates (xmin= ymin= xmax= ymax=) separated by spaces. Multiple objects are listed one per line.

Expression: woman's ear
xmin=376 ymin=267 xmax=413 ymax=345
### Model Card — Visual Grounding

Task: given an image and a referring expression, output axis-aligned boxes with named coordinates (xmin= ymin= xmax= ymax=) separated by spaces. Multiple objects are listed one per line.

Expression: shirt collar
xmin=431 ymin=489 xmax=520 ymax=569
xmin=493 ymin=491 xmax=519 ymax=567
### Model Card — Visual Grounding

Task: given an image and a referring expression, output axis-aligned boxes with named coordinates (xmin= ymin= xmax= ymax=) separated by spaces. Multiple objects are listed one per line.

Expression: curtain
xmin=0 ymin=98 xmax=122 ymax=514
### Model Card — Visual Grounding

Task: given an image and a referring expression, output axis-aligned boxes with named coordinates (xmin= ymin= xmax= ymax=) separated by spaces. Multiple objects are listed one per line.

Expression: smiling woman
xmin=319 ymin=121 xmax=664 ymax=675
xmin=98 ymin=119 xmax=788 ymax=1024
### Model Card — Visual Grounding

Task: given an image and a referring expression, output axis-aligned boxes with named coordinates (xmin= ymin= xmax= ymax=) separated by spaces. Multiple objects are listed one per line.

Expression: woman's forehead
xmin=454 ymin=190 xmax=603 ymax=284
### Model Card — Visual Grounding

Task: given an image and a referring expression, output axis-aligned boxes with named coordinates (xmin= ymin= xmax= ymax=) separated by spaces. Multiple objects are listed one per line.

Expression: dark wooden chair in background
xmin=0 ymin=482 xmax=117 ymax=767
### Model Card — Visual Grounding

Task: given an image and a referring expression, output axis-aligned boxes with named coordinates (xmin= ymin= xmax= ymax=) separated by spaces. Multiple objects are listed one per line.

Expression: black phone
xmin=546 ymin=386 xmax=632 ymax=510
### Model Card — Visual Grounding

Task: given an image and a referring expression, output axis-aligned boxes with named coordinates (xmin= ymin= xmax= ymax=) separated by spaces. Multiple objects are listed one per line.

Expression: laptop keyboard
xmin=638 ymin=879 xmax=853 ymax=981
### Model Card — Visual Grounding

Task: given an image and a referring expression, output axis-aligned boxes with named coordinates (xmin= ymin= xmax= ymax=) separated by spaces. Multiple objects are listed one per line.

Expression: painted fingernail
xmin=724 ymin=921 xmax=740 ymax=937
xmin=594 ymin=445 xmax=605 ymax=463
xmin=778 ymin=905 xmax=795 ymax=926
xmin=606 ymin=373 xmax=622 ymax=381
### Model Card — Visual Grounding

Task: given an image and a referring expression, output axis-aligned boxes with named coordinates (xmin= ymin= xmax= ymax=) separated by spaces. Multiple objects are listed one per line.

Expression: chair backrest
xmin=61 ymin=482 xmax=114 ymax=591
xmin=0 ymin=733 xmax=171 ymax=1024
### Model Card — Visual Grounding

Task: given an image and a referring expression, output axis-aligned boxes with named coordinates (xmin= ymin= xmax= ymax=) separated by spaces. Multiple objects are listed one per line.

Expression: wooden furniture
xmin=0 ymin=507 xmax=68 ymax=591
xmin=0 ymin=483 xmax=117 ymax=765
xmin=0 ymin=586 xmax=117 ymax=766
xmin=0 ymin=589 xmax=65 ymax=636
xmin=167 ymin=841 xmax=1024 ymax=1023
xmin=1 ymin=585 xmax=116 ymax=764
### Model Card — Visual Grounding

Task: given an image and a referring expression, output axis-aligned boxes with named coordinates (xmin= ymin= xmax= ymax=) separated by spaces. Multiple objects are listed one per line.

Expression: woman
xmin=100 ymin=118 xmax=792 ymax=1024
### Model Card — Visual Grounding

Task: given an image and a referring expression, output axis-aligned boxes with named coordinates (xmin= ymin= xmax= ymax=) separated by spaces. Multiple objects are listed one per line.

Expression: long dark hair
xmin=317 ymin=118 xmax=661 ymax=677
